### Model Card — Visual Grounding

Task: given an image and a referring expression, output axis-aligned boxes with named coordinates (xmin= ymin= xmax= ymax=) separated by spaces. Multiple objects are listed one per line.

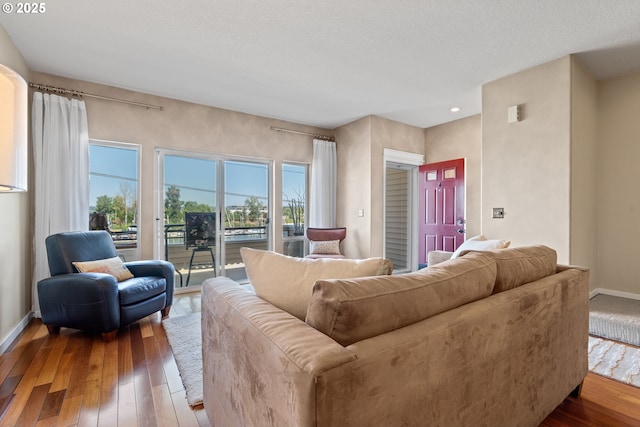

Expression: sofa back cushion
xmin=241 ymin=248 xmax=393 ymax=320
xmin=461 ymin=245 xmax=557 ymax=294
xmin=305 ymin=252 xmax=497 ymax=346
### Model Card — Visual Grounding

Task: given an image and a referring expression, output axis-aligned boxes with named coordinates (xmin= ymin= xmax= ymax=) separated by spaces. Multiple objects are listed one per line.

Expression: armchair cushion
xmin=73 ymin=256 xmax=134 ymax=282
xmin=118 ymin=276 xmax=167 ymax=305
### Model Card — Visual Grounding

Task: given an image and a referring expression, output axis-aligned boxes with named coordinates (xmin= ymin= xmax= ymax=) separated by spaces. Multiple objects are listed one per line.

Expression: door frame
xmin=383 ymin=149 xmax=424 ymax=273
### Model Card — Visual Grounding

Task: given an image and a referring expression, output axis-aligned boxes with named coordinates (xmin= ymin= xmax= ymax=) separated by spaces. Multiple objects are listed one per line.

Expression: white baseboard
xmin=0 ymin=311 xmax=34 ymax=355
xmin=590 ymin=288 xmax=640 ymax=300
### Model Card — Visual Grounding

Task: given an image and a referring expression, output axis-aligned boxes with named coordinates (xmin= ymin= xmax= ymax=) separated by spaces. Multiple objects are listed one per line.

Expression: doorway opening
xmin=383 ymin=149 xmax=423 ymax=273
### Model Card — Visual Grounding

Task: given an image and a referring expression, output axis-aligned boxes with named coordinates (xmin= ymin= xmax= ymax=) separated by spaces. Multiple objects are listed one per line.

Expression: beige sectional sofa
xmin=202 ymin=245 xmax=589 ymax=427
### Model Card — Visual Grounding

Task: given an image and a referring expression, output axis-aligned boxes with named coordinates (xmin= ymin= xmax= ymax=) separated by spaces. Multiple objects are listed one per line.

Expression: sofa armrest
xmin=37 ymin=273 xmax=120 ymax=332
xmin=427 ymin=250 xmax=453 ymax=266
xmin=125 ymin=260 xmax=175 ymax=305
xmin=556 ymin=263 xmax=589 ymax=273
xmin=202 ymin=276 xmax=356 ymax=427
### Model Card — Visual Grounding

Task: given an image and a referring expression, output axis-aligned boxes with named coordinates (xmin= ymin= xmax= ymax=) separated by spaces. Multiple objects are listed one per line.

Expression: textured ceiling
xmin=3 ymin=0 xmax=640 ymax=129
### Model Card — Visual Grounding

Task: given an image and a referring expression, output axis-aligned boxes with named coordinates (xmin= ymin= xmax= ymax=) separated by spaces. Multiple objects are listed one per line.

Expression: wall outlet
xmin=357 ymin=209 xmax=365 ymax=217
xmin=492 ymin=208 xmax=504 ymax=219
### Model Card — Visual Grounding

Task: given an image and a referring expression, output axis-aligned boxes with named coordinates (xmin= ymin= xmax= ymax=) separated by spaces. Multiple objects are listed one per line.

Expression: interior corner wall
xmin=0 ymin=24 xmax=32 ymax=351
xmin=597 ymin=71 xmax=640 ymax=295
xmin=424 ymin=114 xmax=482 ymax=238
xmin=370 ymin=116 xmax=425 ymax=257
xmin=481 ymin=56 xmax=572 ymax=263
xmin=334 ymin=115 xmax=425 ymax=259
xmin=570 ymin=56 xmax=598 ymax=290
xmin=334 ymin=116 xmax=372 ymax=259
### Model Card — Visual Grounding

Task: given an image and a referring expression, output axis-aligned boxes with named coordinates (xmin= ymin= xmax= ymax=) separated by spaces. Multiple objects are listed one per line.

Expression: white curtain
xmin=309 ymin=139 xmax=337 ymax=228
xmin=32 ymin=92 xmax=89 ymax=316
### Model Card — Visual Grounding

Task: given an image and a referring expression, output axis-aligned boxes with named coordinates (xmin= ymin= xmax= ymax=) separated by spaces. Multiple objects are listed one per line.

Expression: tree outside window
xmin=89 ymin=141 xmax=140 ymax=253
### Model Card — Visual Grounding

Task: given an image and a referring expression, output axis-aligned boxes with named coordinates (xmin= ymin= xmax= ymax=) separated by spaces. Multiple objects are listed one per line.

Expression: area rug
xmin=588 ymin=335 xmax=640 ymax=387
xmin=162 ymin=312 xmax=203 ymax=407
xmin=589 ymin=294 xmax=640 ymax=346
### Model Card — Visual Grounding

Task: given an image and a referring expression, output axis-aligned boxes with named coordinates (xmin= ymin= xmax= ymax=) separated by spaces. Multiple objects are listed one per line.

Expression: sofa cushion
xmin=451 ymin=235 xmax=510 ymax=259
xmin=305 ymin=252 xmax=497 ymax=346
xmin=241 ymin=248 xmax=393 ymax=320
xmin=72 ymin=256 xmax=134 ymax=282
xmin=462 ymin=245 xmax=557 ymax=294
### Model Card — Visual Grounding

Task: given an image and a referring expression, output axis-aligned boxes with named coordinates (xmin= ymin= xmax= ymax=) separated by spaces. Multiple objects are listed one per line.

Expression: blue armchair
xmin=38 ymin=230 xmax=175 ymax=341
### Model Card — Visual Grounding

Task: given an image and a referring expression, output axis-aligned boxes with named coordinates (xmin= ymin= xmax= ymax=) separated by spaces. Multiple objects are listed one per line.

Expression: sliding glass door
xmin=156 ymin=150 xmax=271 ymax=287
xmin=222 ymin=160 xmax=270 ymax=282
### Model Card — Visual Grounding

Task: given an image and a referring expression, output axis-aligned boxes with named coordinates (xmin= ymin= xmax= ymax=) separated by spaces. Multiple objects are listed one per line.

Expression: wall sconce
xmin=0 ymin=64 xmax=28 ymax=192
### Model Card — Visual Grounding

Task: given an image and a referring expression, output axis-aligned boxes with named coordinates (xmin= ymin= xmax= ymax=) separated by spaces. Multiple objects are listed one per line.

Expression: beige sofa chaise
xmin=202 ymin=245 xmax=589 ymax=427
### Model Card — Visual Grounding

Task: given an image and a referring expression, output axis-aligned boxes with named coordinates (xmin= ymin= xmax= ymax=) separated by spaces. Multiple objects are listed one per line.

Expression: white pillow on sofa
xmin=451 ymin=235 xmax=510 ymax=259
xmin=241 ymin=247 xmax=392 ymax=320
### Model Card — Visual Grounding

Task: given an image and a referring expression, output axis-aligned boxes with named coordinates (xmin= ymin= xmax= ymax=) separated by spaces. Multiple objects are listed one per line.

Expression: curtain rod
xmin=29 ymin=82 xmax=164 ymax=111
xmin=271 ymin=126 xmax=335 ymax=142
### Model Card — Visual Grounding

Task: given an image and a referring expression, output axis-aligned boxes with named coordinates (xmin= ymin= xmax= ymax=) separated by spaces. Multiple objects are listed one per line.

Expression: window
xmin=282 ymin=163 xmax=308 ymax=257
xmin=89 ymin=140 xmax=140 ymax=259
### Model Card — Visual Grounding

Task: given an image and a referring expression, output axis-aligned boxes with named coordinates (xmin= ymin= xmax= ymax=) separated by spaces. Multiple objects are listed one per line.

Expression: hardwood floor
xmin=0 ymin=292 xmax=209 ymax=427
xmin=1 ymin=291 xmax=639 ymax=426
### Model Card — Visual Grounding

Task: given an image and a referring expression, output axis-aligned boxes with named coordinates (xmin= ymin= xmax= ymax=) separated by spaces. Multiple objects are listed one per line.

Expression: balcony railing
xmin=109 ymin=223 xmax=305 ymax=286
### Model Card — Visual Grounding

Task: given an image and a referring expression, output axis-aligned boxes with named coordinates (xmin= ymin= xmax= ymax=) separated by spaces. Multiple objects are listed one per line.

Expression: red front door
xmin=418 ymin=158 xmax=465 ymax=264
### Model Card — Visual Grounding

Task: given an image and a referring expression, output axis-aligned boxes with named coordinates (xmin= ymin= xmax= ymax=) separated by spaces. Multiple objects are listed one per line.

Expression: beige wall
xmin=570 ymin=57 xmax=598 ymax=289
xmin=482 ymin=56 xmax=572 ymax=263
xmin=334 ymin=116 xmax=425 ymax=259
xmin=334 ymin=117 xmax=372 ymax=258
xmin=30 ymin=72 xmax=332 ymax=262
xmin=427 ymin=57 xmax=598 ymax=286
xmin=370 ymin=116 xmax=425 ymax=256
xmin=597 ymin=71 xmax=640 ymax=295
xmin=0 ymin=25 xmax=31 ymax=351
xmin=424 ymin=114 xmax=482 ymax=238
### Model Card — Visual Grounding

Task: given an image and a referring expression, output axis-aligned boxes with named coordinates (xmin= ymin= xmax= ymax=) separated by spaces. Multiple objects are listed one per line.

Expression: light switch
xmin=493 ymin=208 xmax=504 ymax=219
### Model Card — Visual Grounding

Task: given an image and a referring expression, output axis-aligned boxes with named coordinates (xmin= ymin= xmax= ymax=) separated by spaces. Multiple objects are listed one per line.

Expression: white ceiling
xmin=3 ymin=0 xmax=640 ymax=129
